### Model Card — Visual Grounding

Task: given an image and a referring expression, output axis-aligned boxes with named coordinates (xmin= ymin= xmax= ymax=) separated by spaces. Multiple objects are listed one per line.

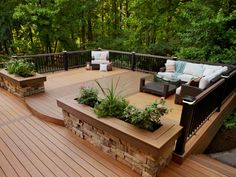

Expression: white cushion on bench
xmin=91 ymin=51 xmax=109 ymax=60
xmin=157 ymin=72 xmax=175 ymax=80
xmin=91 ymin=60 xmax=110 ymax=64
xmin=177 ymin=74 xmax=198 ymax=83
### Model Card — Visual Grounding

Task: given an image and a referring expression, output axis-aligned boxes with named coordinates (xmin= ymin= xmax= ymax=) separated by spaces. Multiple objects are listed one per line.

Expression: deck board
xmin=0 ymin=89 xmax=140 ymax=177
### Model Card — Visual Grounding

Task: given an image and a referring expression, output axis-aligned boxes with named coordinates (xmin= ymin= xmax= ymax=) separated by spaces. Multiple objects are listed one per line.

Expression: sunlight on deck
xmin=126 ymin=93 xmax=182 ymax=123
xmin=26 ymin=67 xmax=182 ymax=125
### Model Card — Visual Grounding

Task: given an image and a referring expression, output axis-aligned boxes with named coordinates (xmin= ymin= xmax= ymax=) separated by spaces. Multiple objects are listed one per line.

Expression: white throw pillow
xmin=199 ymin=77 xmax=210 ymax=89
xmin=165 ymin=63 xmax=175 ymax=72
xmin=100 ymin=63 xmax=107 ymax=72
xmin=166 ymin=60 xmax=176 ymax=65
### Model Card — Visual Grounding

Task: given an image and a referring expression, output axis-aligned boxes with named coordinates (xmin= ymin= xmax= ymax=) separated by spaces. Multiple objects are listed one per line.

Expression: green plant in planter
xmin=77 ymin=87 xmax=98 ymax=107
xmin=5 ymin=59 xmax=18 ymax=74
xmin=122 ymin=99 xmax=169 ymax=131
xmin=94 ymin=79 xmax=128 ymax=118
xmin=5 ymin=59 xmax=35 ymax=77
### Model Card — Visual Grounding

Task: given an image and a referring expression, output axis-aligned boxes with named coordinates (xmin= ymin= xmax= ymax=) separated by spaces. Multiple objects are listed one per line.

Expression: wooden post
xmin=174 ymin=96 xmax=196 ymax=155
xmin=131 ymin=51 xmax=136 ymax=71
xmin=63 ymin=51 xmax=68 ymax=71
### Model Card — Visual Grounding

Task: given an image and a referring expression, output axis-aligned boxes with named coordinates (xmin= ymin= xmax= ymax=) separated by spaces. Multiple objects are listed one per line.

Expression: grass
xmin=223 ymin=110 xmax=236 ymax=129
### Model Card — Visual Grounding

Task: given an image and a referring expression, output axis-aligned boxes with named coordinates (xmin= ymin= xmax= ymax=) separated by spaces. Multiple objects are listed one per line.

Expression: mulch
xmin=205 ymin=127 xmax=236 ymax=154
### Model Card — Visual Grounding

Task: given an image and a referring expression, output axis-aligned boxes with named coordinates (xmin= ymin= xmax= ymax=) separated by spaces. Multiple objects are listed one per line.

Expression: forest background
xmin=0 ymin=0 xmax=235 ymax=64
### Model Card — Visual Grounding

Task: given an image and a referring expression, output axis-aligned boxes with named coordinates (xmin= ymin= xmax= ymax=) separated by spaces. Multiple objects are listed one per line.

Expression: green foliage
xmin=78 ymin=79 xmax=169 ymax=131
xmin=122 ymin=99 xmax=169 ymax=131
xmin=77 ymin=87 xmax=98 ymax=108
xmin=5 ymin=59 xmax=18 ymax=74
xmin=1 ymin=0 xmax=235 ymax=64
xmin=223 ymin=110 xmax=236 ymax=129
xmin=5 ymin=59 xmax=35 ymax=77
xmin=94 ymin=80 xmax=128 ymax=118
xmin=0 ymin=55 xmax=11 ymax=63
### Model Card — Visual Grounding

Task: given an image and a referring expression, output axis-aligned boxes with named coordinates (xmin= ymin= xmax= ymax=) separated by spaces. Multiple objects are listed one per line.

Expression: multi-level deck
xmin=0 ymin=68 xmax=235 ymax=177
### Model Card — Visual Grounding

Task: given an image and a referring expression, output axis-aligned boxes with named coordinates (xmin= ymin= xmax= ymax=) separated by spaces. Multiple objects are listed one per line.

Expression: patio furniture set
xmin=140 ymin=59 xmax=228 ymax=104
xmin=87 ymin=50 xmax=230 ymax=105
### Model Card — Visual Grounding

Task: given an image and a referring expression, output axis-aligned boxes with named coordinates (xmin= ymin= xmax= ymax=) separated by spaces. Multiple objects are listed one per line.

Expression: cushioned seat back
xmin=91 ymin=51 xmax=109 ymax=60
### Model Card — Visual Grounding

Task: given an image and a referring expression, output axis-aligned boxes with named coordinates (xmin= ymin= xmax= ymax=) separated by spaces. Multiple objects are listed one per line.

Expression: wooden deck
xmin=160 ymin=154 xmax=236 ymax=177
xmin=1 ymin=89 xmax=235 ymax=177
xmin=0 ymin=89 xmax=140 ymax=177
xmin=25 ymin=68 xmax=182 ymax=125
xmin=1 ymin=68 xmax=236 ymax=177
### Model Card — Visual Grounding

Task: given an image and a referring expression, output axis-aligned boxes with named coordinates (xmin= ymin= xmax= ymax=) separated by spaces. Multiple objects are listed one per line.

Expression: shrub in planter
xmin=76 ymin=81 xmax=169 ymax=131
xmin=94 ymin=80 xmax=128 ymax=118
xmin=76 ymin=87 xmax=98 ymax=107
xmin=5 ymin=59 xmax=35 ymax=77
xmin=122 ymin=99 xmax=169 ymax=131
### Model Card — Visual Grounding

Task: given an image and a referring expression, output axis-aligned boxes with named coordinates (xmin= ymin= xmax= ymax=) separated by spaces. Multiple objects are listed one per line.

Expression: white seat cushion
xmin=177 ymin=74 xmax=197 ymax=82
xmin=91 ymin=60 xmax=110 ymax=64
xmin=157 ymin=72 xmax=175 ymax=80
xmin=91 ymin=51 xmax=109 ymax=60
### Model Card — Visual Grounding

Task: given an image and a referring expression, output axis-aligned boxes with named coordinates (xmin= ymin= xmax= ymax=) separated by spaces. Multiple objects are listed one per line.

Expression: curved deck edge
xmin=25 ymin=102 xmax=64 ymax=126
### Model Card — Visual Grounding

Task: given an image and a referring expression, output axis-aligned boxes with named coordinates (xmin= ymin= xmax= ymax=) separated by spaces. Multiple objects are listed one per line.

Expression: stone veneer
xmin=0 ymin=69 xmax=46 ymax=97
xmin=62 ymin=108 xmax=179 ymax=177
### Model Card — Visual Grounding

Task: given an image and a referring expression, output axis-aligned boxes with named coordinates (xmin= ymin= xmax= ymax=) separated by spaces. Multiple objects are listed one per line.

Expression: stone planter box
xmin=57 ymin=96 xmax=182 ymax=177
xmin=0 ymin=69 xmax=46 ymax=97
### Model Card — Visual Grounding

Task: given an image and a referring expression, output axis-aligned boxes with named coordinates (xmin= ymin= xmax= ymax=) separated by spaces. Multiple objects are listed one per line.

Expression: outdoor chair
xmin=91 ymin=50 xmax=110 ymax=68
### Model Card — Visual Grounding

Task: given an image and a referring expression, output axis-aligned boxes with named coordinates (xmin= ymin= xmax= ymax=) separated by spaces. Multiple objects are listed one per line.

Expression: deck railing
xmin=108 ymin=49 xmax=173 ymax=72
xmin=174 ymin=70 xmax=236 ymax=155
xmin=13 ymin=49 xmax=173 ymax=73
xmin=14 ymin=50 xmax=91 ymax=73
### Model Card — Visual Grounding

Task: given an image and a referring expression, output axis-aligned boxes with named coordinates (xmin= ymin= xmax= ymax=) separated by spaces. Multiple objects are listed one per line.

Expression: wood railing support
xmin=174 ymin=97 xmax=196 ymax=155
xmin=131 ymin=51 xmax=136 ymax=71
xmin=63 ymin=51 xmax=68 ymax=71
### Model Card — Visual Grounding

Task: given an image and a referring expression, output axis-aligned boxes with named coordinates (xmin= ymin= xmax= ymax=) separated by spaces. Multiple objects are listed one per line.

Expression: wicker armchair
xmin=175 ymin=84 xmax=203 ymax=104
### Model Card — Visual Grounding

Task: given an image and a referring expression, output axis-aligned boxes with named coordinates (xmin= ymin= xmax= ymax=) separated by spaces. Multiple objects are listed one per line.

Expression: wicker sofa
xmin=156 ymin=60 xmax=228 ymax=104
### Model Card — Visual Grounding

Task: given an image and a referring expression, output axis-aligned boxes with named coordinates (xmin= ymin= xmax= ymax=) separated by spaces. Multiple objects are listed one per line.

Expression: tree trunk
xmin=125 ymin=0 xmax=129 ymax=17
xmin=112 ymin=0 xmax=118 ymax=36
xmin=87 ymin=16 xmax=93 ymax=41
xmin=3 ymin=41 xmax=9 ymax=55
xmin=120 ymin=2 xmax=122 ymax=30
xmin=81 ymin=21 xmax=86 ymax=49
xmin=53 ymin=40 xmax=58 ymax=53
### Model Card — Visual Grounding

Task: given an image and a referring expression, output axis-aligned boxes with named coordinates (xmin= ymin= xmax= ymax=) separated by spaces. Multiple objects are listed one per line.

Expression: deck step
xmin=190 ymin=154 xmax=236 ymax=177
xmin=160 ymin=154 xmax=236 ymax=177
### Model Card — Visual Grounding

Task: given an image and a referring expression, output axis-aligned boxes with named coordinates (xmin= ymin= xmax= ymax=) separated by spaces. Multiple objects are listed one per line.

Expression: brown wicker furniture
xmin=91 ymin=62 xmax=112 ymax=71
xmin=140 ymin=77 xmax=180 ymax=98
